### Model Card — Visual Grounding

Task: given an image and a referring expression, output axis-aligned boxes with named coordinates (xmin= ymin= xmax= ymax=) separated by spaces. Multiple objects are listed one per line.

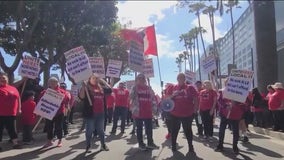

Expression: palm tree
xmin=225 ymin=0 xmax=240 ymax=65
xmin=175 ymin=54 xmax=184 ymax=73
xmin=190 ymin=27 xmax=202 ymax=81
xmin=188 ymin=2 xmax=207 ymax=57
xmin=183 ymin=51 xmax=189 ymax=71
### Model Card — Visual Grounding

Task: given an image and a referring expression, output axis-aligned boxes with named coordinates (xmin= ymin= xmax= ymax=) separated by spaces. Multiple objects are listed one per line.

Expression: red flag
xmin=143 ymin=25 xmax=158 ymax=56
xmin=120 ymin=29 xmax=143 ymax=44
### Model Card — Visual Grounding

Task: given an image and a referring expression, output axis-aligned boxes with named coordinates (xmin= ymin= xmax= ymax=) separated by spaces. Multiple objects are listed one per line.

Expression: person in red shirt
xmin=106 ymin=93 xmax=115 ymax=124
xmin=166 ymin=73 xmax=198 ymax=153
xmin=79 ymin=74 xmax=112 ymax=153
xmin=40 ymin=77 xmax=69 ymax=148
xmin=129 ymin=74 xmax=159 ymax=150
xmin=268 ymin=82 xmax=284 ymax=131
xmin=215 ymin=80 xmax=248 ymax=154
xmin=21 ymin=90 xmax=36 ymax=144
xmin=110 ymin=82 xmax=129 ymax=134
xmin=199 ymin=80 xmax=217 ymax=139
xmin=59 ymin=83 xmax=71 ymax=137
xmin=194 ymin=81 xmax=204 ymax=136
xmin=0 ymin=72 xmax=21 ymax=150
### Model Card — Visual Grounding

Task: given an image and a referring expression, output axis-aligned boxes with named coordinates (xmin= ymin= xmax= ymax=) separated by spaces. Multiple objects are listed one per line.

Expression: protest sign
xmin=129 ymin=41 xmax=144 ymax=72
xmin=106 ymin=59 xmax=122 ymax=78
xmin=18 ymin=56 xmax=40 ymax=79
xmin=89 ymin=57 xmax=105 ymax=78
xmin=65 ymin=49 xmax=92 ymax=83
xmin=202 ymin=54 xmax=217 ymax=74
xmin=223 ymin=69 xmax=254 ymax=103
xmin=64 ymin=46 xmax=86 ymax=61
xmin=185 ymin=70 xmax=196 ymax=84
xmin=70 ymin=84 xmax=79 ymax=98
xmin=143 ymin=58 xmax=154 ymax=78
xmin=34 ymin=88 xmax=65 ymax=120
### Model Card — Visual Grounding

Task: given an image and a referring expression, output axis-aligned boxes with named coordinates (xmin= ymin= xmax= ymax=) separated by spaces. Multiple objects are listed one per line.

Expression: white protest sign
xmin=185 ymin=70 xmax=196 ymax=84
xmin=64 ymin=46 xmax=86 ymax=61
xmin=223 ymin=69 xmax=254 ymax=103
xmin=89 ymin=57 xmax=105 ymax=78
xmin=129 ymin=41 xmax=144 ymax=72
xmin=202 ymin=54 xmax=217 ymax=74
xmin=70 ymin=84 xmax=79 ymax=98
xmin=143 ymin=58 xmax=154 ymax=78
xmin=125 ymin=80 xmax=136 ymax=91
xmin=18 ymin=56 xmax=40 ymax=79
xmin=65 ymin=51 xmax=93 ymax=83
xmin=106 ymin=59 xmax=122 ymax=78
xmin=34 ymin=88 xmax=65 ymax=120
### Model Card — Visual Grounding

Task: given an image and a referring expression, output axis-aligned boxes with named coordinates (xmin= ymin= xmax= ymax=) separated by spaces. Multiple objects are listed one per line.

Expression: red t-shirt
xmin=21 ymin=98 xmax=36 ymax=125
xmin=135 ymin=85 xmax=153 ymax=119
xmin=91 ymin=85 xmax=105 ymax=114
xmin=168 ymin=84 xmax=198 ymax=117
xmin=0 ymin=84 xmax=20 ymax=116
xmin=268 ymin=89 xmax=284 ymax=111
xmin=113 ymin=88 xmax=129 ymax=107
xmin=106 ymin=93 xmax=115 ymax=109
xmin=199 ymin=89 xmax=217 ymax=111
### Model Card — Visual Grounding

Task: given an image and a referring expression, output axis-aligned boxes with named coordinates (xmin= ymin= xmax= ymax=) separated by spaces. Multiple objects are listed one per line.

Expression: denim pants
xmin=218 ymin=116 xmax=239 ymax=148
xmin=135 ymin=118 xmax=153 ymax=145
xmin=85 ymin=113 xmax=105 ymax=146
xmin=112 ymin=106 xmax=128 ymax=132
xmin=22 ymin=125 xmax=33 ymax=142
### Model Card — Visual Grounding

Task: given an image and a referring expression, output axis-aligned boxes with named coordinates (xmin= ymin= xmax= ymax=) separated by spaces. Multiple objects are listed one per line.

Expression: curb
xmin=248 ymin=125 xmax=284 ymax=140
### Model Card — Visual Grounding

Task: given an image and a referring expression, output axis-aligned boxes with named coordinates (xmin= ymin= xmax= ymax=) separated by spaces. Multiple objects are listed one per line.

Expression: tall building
xmin=216 ymin=5 xmax=257 ymax=86
xmin=275 ymin=1 xmax=284 ymax=82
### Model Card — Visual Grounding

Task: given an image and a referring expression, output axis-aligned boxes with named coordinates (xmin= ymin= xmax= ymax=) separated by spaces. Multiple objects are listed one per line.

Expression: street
xmin=0 ymin=116 xmax=284 ymax=160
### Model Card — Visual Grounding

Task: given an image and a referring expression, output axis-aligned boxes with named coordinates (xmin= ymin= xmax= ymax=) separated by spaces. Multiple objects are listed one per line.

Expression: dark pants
xmin=200 ymin=110 xmax=214 ymax=137
xmin=63 ymin=115 xmax=69 ymax=135
xmin=22 ymin=125 xmax=33 ymax=142
xmin=0 ymin=116 xmax=18 ymax=141
xmin=194 ymin=113 xmax=203 ymax=135
xmin=254 ymin=111 xmax=265 ymax=127
xmin=272 ymin=110 xmax=284 ymax=130
xmin=46 ymin=114 xmax=64 ymax=140
xmin=111 ymin=106 xmax=128 ymax=132
xmin=69 ymin=107 xmax=75 ymax=123
xmin=218 ymin=116 xmax=239 ymax=148
xmin=127 ymin=109 xmax=133 ymax=124
xmin=107 ymin=108 xmax=114 ymax=123
xmin=170 ymin=114 xmax=194 ymax=149
xmin=135 ymin=118 xmax=153 ymax=145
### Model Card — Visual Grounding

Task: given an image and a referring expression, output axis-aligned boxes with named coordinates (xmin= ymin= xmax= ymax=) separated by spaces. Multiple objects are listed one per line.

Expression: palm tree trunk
xmin=196 ymin=33 xmax=202 ymax=81
xmin=198 ymin=13 xmax=207 ymax=57
xmin=230 ymin=7 xmax=236 ymax=65
xmin=193 ymin=41 xmax=196 ymax=72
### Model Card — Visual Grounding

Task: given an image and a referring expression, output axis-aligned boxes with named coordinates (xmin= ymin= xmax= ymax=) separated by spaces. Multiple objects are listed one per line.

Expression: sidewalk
xmin=248 ymin=125 xmax=284 ymax=140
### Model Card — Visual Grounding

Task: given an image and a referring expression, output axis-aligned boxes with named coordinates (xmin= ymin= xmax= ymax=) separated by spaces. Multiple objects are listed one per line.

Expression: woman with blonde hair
xmin=198 ymin=80 xmax=217 ymax=140
xmin=79 ymin=74 xmax=112 ymax=153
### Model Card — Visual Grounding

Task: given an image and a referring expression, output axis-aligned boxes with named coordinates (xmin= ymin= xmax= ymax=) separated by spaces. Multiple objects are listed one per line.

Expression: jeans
xmin=111 ymin=106 xmax=128 ymax=132
xmin=135 ymin=118 xmax=153 ymax=145
xmin=200 ymin=110 xmax=214 ymax=137
xmin=107 ymin=108 xmax=114 ymax=123
xmin=0 ymin=116 xmax=18 ymax=141
xmin=46 ymin=114 xmax=64 ymax=140
xmin=218 ymin=116 xmax=239 ymax=148
xmin=85 ymin=113 xmax=105 ymax=146
xmin=170 ymin=114 xmax=194 ymax=148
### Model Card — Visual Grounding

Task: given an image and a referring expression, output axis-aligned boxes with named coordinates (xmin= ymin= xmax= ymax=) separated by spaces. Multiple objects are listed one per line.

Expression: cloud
xmin=191 ymin=14 xmax=225 ymax=45
xmin=117 ymin=1 xmax=178 ymax=28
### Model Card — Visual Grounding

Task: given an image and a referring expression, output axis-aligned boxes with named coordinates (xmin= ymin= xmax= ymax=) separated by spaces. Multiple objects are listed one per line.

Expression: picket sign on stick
xmin=32 ymin=117 xmax=43 ymax=132
xmin=20 ymin=79 xmax=27 ymax=96
xmin=83 ymin=82 xmax=92 ymax=105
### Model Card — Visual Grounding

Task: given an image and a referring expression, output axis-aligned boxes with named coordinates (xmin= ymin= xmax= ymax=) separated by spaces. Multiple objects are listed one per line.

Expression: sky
xmin=1 ymin=1 xmax=249 ymax=95
xmin=117 ymin=0 xmax=249 ymax=95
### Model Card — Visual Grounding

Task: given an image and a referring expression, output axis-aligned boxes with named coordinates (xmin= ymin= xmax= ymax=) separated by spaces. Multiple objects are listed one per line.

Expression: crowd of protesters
xmin=0 ymin=70 xmax=284 ymax=155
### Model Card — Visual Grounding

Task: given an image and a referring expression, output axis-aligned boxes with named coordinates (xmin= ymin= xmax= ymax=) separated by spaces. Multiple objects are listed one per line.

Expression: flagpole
xmin=156 ymin=55 xmax=163 ymax=95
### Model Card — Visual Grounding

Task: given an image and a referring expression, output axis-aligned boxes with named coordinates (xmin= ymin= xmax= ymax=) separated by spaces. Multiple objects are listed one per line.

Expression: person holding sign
xmin=40 ymin=77 xmax=69 ymax=148
xmin=78 ymin=74 xmax=112 ymax=153
xmin=0 ymin=72 xmax=21 ymax=150
xmin=165 ymin=73 xmax=198 ymax=153
xmin=129 ymin=74 xmax=159 ymax=150
xmin=198 ymin=80 xmax=217 ymax=140
xmin=215 ymin=79 xmax=249 ymax=154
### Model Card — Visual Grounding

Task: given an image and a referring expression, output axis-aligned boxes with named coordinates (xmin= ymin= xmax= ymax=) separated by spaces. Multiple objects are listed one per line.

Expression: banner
xmin=34 ymin=88 xmax=65 ymax=120
xmin=18 ymin=56 xmax=40 ymax=79
xmin=202 ymin=54 xmax=217 ymax=73
xmin=106 ymin=59 xmax=122 ymax=78
xmin=185 ymin=70 xmax=196 ymax=84
xmin=129 ymin=41 xmax=144 ymax=72
xmin=223 ymin=69 xmax=254 ymax=103
xmin=65 ymin=47 xmax=92 ymax=83
xmin=143 ymin=58 xmax=154 ymax=78
xmin=89 ymin=57 xmax=105 ymax=78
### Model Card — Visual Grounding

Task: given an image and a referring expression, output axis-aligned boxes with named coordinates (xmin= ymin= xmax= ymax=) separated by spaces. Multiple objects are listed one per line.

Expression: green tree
xmin=175 ymin=54 xmax=184 ymax=73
